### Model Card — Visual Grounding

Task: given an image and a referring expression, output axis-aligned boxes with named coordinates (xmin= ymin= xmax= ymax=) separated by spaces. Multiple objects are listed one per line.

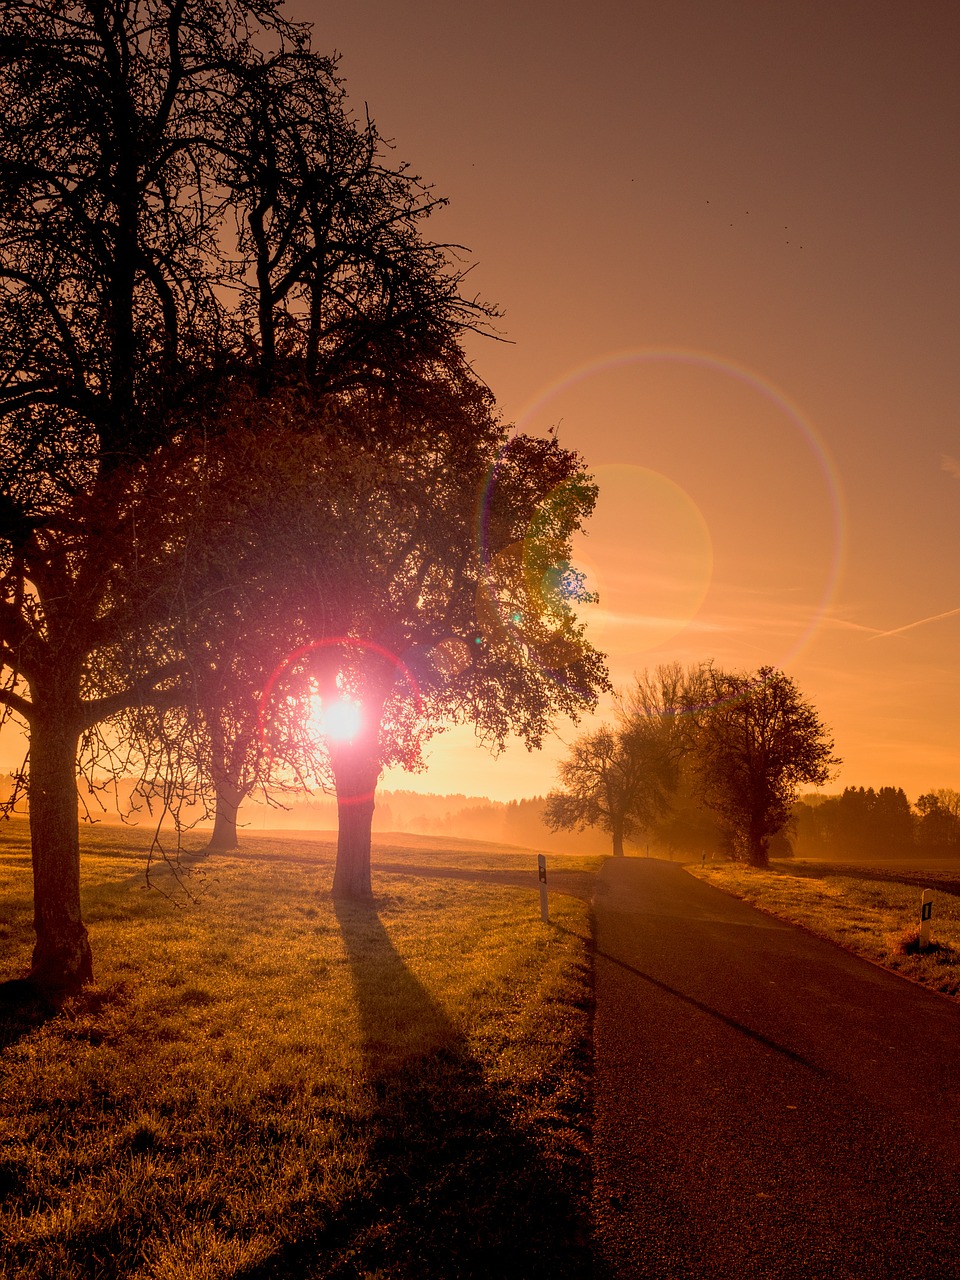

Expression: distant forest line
xmin=2 ymin=776 xmax=957 ymax=861
xmin=663 ymin=784 xmax=960 ymax=861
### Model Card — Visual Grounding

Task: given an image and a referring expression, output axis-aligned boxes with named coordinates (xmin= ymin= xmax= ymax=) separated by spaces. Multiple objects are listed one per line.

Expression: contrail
xmin=870 ymin=606 xmax=960 ymax=639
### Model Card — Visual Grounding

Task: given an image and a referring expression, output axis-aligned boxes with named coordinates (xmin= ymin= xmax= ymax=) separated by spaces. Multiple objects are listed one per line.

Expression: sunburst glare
xmin=308 ymin=694 xmax=362 ymax=743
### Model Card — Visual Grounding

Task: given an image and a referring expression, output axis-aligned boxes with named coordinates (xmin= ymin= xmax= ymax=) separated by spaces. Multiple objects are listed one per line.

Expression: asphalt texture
xmin=591 ymin=857 xmax=960 ymax=1280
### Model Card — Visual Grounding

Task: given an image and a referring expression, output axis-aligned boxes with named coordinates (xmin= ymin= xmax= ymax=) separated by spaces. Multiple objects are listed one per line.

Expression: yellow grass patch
xmin=0 ymin=821 xmax=597 ymax=1278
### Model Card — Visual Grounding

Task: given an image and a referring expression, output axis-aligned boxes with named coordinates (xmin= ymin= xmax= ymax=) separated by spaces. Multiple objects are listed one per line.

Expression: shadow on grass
xmin=0 ymin=978 xmax=58 ymax=1050
xmin=239 ymin=898 xmax=592 ymax=1280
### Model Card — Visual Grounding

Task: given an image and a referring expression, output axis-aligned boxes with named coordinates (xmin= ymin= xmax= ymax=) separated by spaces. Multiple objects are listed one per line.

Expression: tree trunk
xmin=611 ymin=821 xmax=625 ymax=857
xmin=747 ymin=819 xmax=770 ymax=868
xmin=29 ymin=711 xmax=93 ymax=994
xmin=206 ymin=778 xmax=244 ymax=851
xmin=330 ymin=747 xmax=381 ymax=900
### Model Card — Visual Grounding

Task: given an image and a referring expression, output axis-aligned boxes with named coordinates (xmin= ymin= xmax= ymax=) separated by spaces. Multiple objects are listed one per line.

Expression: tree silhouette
xmin=544 ymin=716 xmax=668 ymax=860
xmin=544 ymin=728 xmax=646 ymax=857
xmin=544 ymin=666 xmax=683 ymax=857
xmin=916 ymin=789 xmax=960 ymax=849
xmin=113 ymin=402 xmax=343 ymax=852
xmin=251 ymin=369 xmax=610 ymax=898
xmin=685 ymin=665 xmax=839 ymax=868
xmin=0 ymin=0 xmax=493 ymax=992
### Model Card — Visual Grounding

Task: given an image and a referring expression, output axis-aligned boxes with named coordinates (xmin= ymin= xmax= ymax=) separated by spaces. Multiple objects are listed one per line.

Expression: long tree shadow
xmin=242 ymin=898 xmax=592 ymax=1279
xmin=594 ymin=948 xmax=827 ymax=1075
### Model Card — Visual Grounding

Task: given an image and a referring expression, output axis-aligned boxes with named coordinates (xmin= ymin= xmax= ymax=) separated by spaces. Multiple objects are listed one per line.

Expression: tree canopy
xmin=684 ymin=664 xmax=839 ymax=867
xmin=0 ymin=0 xmax=495 ymax=991
xmin=246 ymin=370 xmax=610 ymax=897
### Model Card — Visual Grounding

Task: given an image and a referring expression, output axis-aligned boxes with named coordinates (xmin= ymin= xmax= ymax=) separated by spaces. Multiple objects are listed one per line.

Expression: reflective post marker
xmin=920 ymin=889 xmax=933 ymax=950
xmin=538 ymin=854 xmax=549 ymax=924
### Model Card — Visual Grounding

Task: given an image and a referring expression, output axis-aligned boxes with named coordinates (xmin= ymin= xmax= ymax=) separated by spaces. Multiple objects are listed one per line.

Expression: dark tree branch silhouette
xmin=0 ymin=0 xmax=496 ymax=993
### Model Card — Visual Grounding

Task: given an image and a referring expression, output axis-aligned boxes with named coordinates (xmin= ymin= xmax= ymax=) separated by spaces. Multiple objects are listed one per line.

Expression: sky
xmin=5 ymin=1 xmax=953 ymax=807
xmin=282 ymin=0 xmax=960 ymax=803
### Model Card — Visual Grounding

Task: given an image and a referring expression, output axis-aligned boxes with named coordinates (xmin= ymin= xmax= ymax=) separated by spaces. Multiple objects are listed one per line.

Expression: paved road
xmin=592 ymin=858 xmax=960 ymax=1279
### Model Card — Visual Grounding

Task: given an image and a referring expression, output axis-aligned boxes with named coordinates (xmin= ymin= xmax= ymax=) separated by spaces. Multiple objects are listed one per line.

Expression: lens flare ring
xmin=475 ymin=453 xmax=603 ymax=693
xmin=498 ymin=345 xmax=846 ymax=668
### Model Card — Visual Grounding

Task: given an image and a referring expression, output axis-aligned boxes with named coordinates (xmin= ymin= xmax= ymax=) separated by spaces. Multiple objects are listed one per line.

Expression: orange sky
xmin=8 ymin=2 xmax=958 ymax=808
xmin=295 ymin=0 xmax=960 ymax=803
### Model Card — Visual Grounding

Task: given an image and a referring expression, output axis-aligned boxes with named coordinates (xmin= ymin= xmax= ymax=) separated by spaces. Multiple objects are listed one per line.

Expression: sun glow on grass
xmin=0 ymin=821 xmax=597 ymax=1277
xmin=308 ymin=694 xmax=362 ymax=743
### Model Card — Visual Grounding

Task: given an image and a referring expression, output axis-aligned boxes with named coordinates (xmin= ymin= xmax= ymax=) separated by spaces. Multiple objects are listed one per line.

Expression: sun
xmin=308 ymin=694 xmax=362 ymax=743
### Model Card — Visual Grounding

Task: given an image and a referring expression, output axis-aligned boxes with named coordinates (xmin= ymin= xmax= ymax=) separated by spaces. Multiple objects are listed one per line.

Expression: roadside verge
xmin=687 ymin=860 xmax=960 ymax=1000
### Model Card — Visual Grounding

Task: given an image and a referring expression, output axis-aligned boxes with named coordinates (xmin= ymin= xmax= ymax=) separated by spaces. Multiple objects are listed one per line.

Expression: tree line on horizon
xmin=0 ymin=774 xmax=612 ymax=854
xmin=5 ymin=761 xmax=956 ymax=863
xmin=793 ymin=786 xmax=960 ymax=857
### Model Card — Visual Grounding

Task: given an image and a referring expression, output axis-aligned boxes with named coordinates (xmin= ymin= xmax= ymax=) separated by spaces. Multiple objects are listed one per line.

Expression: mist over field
xmin=0 ymin=775 xmax=613 ymax=857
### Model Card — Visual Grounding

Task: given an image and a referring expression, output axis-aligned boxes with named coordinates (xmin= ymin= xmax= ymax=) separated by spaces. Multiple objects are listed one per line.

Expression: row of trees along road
xmin=545 ymin=663 xmax=839 ymax=868
xmin=0 ymin=0 xmax=609 ymax=994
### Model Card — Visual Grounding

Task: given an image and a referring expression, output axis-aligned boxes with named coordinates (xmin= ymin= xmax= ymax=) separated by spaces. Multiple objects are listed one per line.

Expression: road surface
xmin=592 ymin=857 xmax=960 ymax=1279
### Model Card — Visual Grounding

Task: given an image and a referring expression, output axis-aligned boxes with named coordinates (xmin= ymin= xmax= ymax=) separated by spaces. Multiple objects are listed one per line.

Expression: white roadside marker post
xmin=919 ymin=889 xmax=933 ymax=951
xmin=538 ymin=854 xmax=549 ymax=924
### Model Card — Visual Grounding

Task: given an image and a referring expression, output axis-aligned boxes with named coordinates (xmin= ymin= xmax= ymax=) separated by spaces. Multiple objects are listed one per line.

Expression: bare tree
xmin=544 ymin=665 xmax=688 ymax=857
xmin=544 ymin=729 xmax=646 ymax=857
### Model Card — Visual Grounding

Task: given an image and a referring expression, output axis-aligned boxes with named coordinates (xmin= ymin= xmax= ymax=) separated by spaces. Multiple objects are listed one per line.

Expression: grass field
xmin=0 ymin=820 xmax=601 ymax=1279
xmin=688 ymin=857 xmax=960 ymax=998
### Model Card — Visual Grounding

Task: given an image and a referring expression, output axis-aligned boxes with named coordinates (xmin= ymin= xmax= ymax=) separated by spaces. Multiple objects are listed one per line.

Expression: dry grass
xmin=688 ymin=859 xmax=960 ymax=998
xmin=0 ymin=820 xmax=598 ymax=1279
